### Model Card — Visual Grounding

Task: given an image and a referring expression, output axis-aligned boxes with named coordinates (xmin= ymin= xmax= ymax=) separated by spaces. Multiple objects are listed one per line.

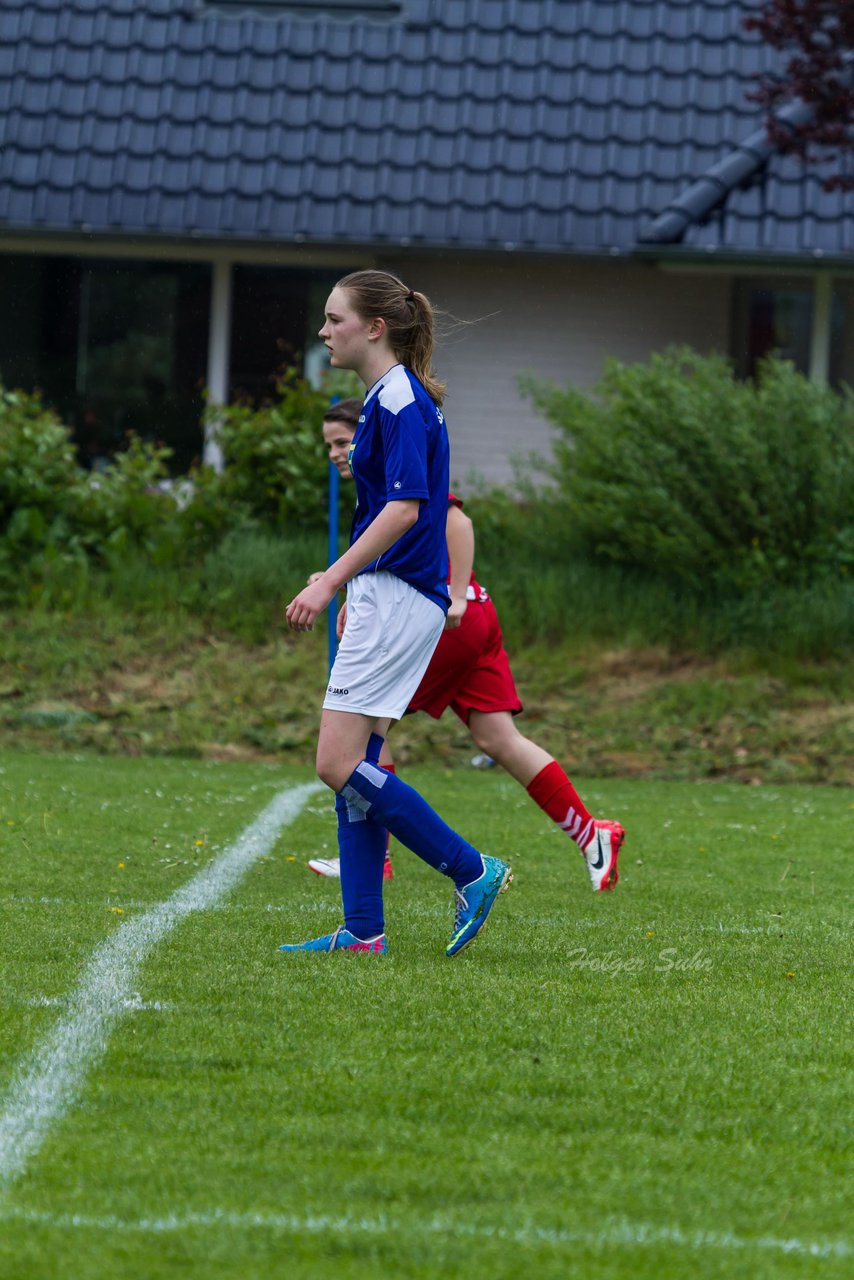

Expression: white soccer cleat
xmin=308 ymin=856 xmax=341 ymax=878
xmin=582 ymin=821 xmax=625 ymax=891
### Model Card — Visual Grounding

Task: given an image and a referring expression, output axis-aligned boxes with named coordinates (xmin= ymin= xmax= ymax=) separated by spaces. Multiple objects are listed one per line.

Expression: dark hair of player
xmin=322 ymin=397 xmax=361 ymax=430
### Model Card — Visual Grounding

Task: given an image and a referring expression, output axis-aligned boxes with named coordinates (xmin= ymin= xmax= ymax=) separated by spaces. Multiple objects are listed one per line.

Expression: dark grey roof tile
xmin=153 ymin=157 xmax=186 ymax=195
xmin=530 ymin=173 xmax=566 ymax=213
xmin=691 ymin=111 xmax=728 ymax=149
xmin=447 ymin=206 xmax=486 ymax=243
xmin=35 ymin=186 xmax=71 ymax=226
xmin=461 ymin=170 xmax=491 ymax=208
xmin=0 ymin=46 xmax=15 ymax=80
xmin=189 ymin=192 xmax=225 ymax=232
xmin=506 ymin=101 xmax=541 ymax=138
xmin=85 ymin=154 xmax=117 ymax=191
xmin=0 ymin=188 xmax=31 ymax=223
xmin=18 ymin=75 xmax=50 ymax=113
xmin=29 ymin=9 xmax=58 ymax=44
xmin=413 ymin=131 xmax=454 ymax=168
xmin=12 ymin=112 xmax=45 ymax=149
xmin=149 ymin=191 xmax=185 ymax=227
xmin=197 ymin=158 xmax=228 ymax=196
xmin=653 ymin=109 xmax=691 ymax=147
xmin=654 ymin=145 xmax=689 ymax=182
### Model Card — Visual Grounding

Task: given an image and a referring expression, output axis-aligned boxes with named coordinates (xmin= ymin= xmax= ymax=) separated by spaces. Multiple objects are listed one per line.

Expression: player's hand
xmin=307 ymin=570 xmax=324 ymax=585
xmin=286 ymin=577 xmax=336 ymax=632
xmin=336 ymin=602 xmax=348 ymax=639
xmin=445 ymin=597 xmax=467 ymax=630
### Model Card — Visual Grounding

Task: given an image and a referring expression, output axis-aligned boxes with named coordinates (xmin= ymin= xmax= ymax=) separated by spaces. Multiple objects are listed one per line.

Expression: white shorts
xmin=323 ymin=572 xmax=445 ymax=720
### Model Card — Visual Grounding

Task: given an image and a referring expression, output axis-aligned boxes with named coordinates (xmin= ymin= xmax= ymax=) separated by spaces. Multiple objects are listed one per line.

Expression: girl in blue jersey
xmin=280 ymin=270 xmax=511 ymax=957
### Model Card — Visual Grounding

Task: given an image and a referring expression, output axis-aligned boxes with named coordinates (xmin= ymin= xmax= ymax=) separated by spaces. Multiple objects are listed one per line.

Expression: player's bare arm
xmin=286 ymin=499 xmax=420 ymax=631
xmin=445 ymin=503 xmax=474 ymax=629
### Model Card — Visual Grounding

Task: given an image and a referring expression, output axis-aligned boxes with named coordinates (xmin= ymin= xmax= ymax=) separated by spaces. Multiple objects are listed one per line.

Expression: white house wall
xmin=382 ymin=256 xmax=732 ymax=489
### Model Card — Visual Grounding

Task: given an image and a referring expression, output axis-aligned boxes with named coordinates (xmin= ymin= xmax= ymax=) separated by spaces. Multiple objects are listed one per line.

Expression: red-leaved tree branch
xmin=744 ymin=0 xmax=854 ymax=190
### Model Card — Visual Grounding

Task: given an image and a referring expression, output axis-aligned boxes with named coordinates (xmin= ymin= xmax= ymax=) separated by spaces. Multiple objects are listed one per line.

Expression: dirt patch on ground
xmin=583 ymin=648 xmax=728 ymax=704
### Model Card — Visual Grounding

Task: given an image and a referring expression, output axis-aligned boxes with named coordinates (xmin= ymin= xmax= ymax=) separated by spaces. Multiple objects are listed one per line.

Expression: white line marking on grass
xmin=0 ymin=1206 xmax=848 ymax=1261
xmin=0 ymin=781 xmax=322 ymax=1193
xmin=15 ymin=994 xmax=175 ymax=1013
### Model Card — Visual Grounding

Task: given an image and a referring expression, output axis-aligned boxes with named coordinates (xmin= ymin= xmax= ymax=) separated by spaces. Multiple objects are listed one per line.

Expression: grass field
xmin=0 ymin=750 xmax=850 ymax=1279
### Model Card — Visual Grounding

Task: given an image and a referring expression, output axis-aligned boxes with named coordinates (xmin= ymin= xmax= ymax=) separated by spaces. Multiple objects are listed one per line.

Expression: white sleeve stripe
xmin=377 ymin=368 xmax=416 ymax=414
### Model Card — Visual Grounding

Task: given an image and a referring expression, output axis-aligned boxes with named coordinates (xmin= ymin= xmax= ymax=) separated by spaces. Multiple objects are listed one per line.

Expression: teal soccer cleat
xmin=446 ymin=855 xmax=512 ymax=957
xmin=278 ymin=926 xmax=387 ymax=954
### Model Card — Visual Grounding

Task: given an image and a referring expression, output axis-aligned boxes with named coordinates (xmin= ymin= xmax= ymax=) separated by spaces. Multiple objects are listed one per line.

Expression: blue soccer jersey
xmin=348 ymin=364 xmax=450 ymax=612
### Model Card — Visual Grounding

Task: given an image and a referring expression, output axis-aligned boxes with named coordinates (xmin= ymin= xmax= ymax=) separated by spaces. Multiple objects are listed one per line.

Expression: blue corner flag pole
xmin=327 ymin=460 xmax=339 ymax=675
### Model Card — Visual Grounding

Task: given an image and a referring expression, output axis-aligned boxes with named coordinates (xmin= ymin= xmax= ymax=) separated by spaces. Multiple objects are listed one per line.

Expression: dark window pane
xmin=0 ymin=255 xmax=210 ymax=472
xmin=229 ymin=264 xmax=340 ymax=402
xmin=732 ymin=279 xmax=813 ymax=380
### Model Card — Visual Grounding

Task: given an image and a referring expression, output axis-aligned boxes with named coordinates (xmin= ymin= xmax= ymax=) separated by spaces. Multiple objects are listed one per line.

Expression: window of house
xmin=228 ymin=265 xmax=341 ymax=402
xmin=829 ymin=281 xmax=854 ymax=388
xmin=732 ymin=280 xmax=813 ymax=379
xmin=732 ymin=277 xmax=854 ymax=386
xmin=0 ymin=255 xmax=210 ymax=471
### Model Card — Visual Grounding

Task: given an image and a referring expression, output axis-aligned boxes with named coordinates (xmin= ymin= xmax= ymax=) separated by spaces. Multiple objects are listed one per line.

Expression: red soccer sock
xmin=527 ymin=761 xmax=594 ymax=850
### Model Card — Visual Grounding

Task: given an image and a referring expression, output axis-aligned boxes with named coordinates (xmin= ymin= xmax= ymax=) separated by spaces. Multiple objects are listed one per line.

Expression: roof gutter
xmin=632 ymin=243 xmax=854 ymax=271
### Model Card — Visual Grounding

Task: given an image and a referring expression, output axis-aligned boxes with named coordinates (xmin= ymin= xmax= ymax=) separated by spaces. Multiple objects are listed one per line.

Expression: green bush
xmin=205 ymin=370 xmax=343 ymax=532
xmin=0 ymin=386 xmax=87 ymax=543
xmin=0 ymin=374 xmax=352 ymax=602
xmin=0 ymin=387 xmax=199 ymax=601
xmin=522 ymin=348 xmax=854 ymax=591
xmin=83 ymin=435 xmax=185 ymax=564
xmin=0 ymin=387 xmax=92 ymax=597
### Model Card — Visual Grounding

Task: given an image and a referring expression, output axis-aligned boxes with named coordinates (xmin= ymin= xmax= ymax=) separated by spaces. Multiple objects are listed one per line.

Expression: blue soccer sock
xmin=340 ymin=756 xmax=483 ymax=886
xmin=336 ymin=790 xmax=386 ymax=941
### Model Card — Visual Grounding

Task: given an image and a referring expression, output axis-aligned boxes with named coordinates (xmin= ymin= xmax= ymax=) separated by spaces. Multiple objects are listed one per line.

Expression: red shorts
xmin=406 ymin=597 xmax=522 ymax=725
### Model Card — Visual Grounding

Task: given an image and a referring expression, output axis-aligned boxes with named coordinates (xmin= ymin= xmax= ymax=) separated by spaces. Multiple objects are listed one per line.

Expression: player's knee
xmin=470 ymin=712 xmax=511 ymax=756
xmin=315 ymin=750 xmax=347 ymax=792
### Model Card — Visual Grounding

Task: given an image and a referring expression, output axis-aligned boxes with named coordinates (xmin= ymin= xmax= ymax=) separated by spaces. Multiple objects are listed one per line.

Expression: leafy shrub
xmin=206 ymin=370 xmax=343 ymax=531
xmin=522 ymin=348 xmax=854 ymax=591
xmin=0 ymin=387 xmax=203 ymax=598
xmin=0 ymin=387 xmax=92 ymax=597
xmin=0 ymin=386 xmax=87 ymax=543
xmin=0 ymin=371 xmax=355 ymax=602
xmin=83 ymin=435 xmax=185 ymax=564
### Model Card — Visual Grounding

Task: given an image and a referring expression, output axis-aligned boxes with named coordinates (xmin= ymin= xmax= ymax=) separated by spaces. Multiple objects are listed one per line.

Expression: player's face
xmin=318 ymin=287 xmax=372 ymax=372
xmin=322 ymin=420 xmax=356 ymax=477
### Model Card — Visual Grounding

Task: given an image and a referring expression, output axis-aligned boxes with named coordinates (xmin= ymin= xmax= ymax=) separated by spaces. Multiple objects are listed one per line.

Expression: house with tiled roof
xmin=1 ymin=0 xmax=852 ymax=482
